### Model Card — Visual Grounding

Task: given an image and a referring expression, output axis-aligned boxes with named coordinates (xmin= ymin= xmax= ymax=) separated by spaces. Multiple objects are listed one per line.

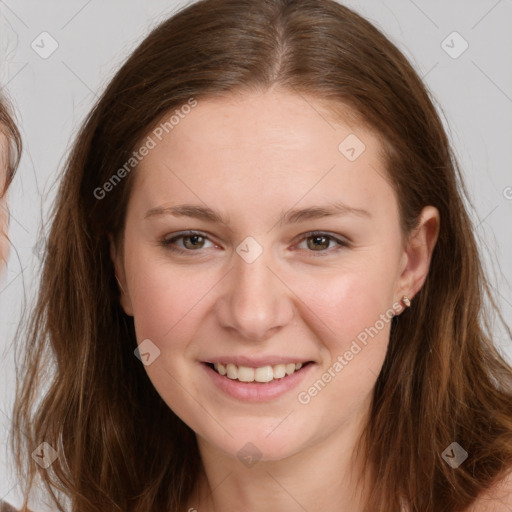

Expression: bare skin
xmin=111 ymin=87 xmax=440 ymax=512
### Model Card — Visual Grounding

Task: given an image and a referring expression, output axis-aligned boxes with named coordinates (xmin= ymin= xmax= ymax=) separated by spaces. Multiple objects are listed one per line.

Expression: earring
xmin=401 ymin=296 xmax=411 ymax=308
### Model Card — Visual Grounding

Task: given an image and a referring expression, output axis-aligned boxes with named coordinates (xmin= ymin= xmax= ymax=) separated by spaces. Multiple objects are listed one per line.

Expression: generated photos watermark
xmin=297 ymin=301 xmax=403 ymax=405
xmin=93 ymin=97 xmax=198 ymax=200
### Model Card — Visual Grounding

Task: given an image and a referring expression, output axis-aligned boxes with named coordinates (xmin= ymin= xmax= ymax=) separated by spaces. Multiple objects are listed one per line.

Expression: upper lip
xmin=203 ymin=356 xmax=314 ymax=368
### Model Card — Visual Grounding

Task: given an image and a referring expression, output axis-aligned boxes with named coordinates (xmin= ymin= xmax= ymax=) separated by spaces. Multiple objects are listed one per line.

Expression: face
xmin=111 ymin=88 xmax=436 ymax=463
xmin=0 ymin=132 xmax=9 ymax=268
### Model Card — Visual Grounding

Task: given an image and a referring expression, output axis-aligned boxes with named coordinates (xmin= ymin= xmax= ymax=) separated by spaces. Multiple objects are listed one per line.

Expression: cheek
xmin=127 ymin=257 xmax=214 ymax=343
xmin=294 ymin=263 xmax=398 ymax=417
xmin=124 ymin=253 xmax=214 ymax=423
xmin=294 ymin=270 xmax=394 ymax=418
xmin=298 ymin=260 xmax=396 ymax=347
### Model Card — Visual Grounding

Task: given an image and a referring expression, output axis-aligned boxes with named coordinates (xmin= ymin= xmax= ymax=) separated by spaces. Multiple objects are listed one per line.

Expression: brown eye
xmin=296 ymin=231 xmax=349 ymax=256
xmin=160 ymin=231 xmax=215 ymax=254
xmin=306 ymin=234 xmax=331 ymax=251
xmin=182 ymin=234 xmax=206 ymax=250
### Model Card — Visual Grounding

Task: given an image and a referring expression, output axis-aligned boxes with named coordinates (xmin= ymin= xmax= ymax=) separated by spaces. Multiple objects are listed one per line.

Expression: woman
xmin=9 ymin=0 xmax=512 ymax=511
xmin=0 ymin=96 xmax=22 ymax=512
xmin=0 ymin=95 xmax=21 ymax=270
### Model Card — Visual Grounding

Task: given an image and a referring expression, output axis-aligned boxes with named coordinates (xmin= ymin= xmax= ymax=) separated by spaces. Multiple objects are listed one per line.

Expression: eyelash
xmin=159 ymin=230 xmax=350 ymax=257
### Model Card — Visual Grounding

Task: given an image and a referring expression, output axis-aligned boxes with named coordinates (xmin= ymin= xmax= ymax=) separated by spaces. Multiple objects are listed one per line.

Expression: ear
xmin=109 ymin=233 xmax=134 ymax=316
xmin=396 ymin=206 xmax=440 ymax=304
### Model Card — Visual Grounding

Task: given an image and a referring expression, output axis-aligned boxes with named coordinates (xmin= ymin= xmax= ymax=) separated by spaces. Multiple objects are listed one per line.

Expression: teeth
xmin=238 ymin=366 xmax=254 ymax=382
xmin=213 ymin=361 xmax=307 ymax=382
xmin=254 ymin=366 xmax=273 ymax=382
xmin=226 ymin=363 xmax=238 ymax=379
xmin=273 ymin=364 xmax=286 ymax=379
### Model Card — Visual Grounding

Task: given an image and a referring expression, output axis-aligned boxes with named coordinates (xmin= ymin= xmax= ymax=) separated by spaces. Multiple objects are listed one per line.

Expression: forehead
xmin=130 ymin=89 xmax=397 ymax=223
xmin=150 ymin=90 xmax=371 ymax=162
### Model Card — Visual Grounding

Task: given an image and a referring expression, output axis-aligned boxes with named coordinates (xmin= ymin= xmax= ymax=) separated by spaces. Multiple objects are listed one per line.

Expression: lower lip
xmin=201 ymin=362 xmax=315 ymax=402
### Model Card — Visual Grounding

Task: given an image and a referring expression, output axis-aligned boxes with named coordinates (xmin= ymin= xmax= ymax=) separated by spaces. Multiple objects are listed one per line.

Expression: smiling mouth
xmin=204 ymin=361 xmax=313 ymax=383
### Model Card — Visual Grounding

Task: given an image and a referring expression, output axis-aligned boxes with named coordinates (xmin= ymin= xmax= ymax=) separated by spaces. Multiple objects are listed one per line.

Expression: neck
xmin=187 ymin=394 xmax=373 ymax=512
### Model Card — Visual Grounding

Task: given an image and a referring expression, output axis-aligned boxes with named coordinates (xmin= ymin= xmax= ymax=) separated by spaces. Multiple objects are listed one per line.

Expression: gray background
xmin=1 ymin=0 xmax=511 ymax=509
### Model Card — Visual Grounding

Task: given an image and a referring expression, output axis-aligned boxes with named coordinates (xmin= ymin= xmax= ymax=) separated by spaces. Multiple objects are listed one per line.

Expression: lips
xmin=202 ymin=359 xmax=315 ymax=401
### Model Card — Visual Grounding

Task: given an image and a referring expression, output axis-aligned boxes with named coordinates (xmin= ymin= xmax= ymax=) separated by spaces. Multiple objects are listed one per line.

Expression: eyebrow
xmin=144 ymin=201 xmax=371 ymax=225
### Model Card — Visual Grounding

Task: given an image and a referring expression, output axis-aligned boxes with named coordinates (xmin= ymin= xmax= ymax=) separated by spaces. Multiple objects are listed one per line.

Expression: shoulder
xmin=0 ymin=502 xmax=19 ymax=512
xmin=0 ymin=501 xmax=33 ymax=512
xmin=468 ymin=471 xmax=512 ymax=511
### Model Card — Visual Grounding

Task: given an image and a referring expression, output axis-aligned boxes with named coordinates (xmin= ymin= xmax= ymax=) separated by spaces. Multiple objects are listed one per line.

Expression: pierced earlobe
xmin=391 ymin=296 xmax=412 ymax=318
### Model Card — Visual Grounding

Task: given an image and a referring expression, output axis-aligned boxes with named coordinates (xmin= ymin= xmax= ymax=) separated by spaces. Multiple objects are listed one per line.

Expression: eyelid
xmin=161 ymin=230 xmax=217 ymax=251
xmin=294 ymin=230 xmax=350 ymax=244
xmin=292 ymin=231 xmax=350 ymax=254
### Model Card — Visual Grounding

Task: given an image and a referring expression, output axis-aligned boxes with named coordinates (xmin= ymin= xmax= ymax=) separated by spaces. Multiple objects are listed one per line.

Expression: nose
xmin=215 ymin=244 xmax=294 ymax=342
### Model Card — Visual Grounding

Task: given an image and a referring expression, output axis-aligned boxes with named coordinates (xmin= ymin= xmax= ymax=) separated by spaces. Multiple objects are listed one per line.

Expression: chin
xmin=197 ymin=422 xmax=308 ymax=465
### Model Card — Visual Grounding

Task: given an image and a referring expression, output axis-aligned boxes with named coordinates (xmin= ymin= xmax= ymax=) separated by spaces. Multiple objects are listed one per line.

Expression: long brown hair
xmin=11 ymin=0 xmax=512 ymax=510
